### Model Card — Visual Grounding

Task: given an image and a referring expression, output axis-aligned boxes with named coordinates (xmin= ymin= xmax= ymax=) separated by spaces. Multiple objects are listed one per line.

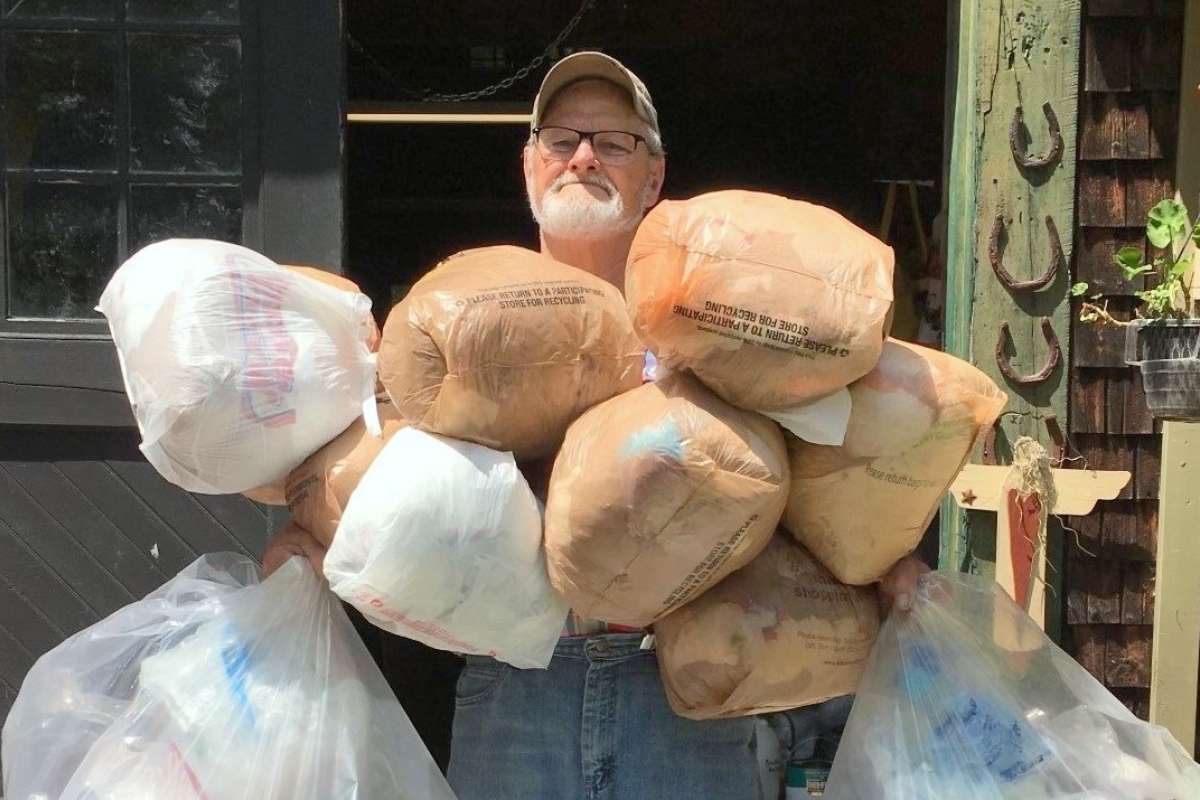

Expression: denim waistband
xmin=553 ymin=631 xmax=653 ymax=663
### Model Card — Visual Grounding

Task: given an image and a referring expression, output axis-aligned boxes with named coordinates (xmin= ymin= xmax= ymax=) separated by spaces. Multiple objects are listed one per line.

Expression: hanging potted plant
xmin=1072 ymin=198 xmax=1200 ymax=422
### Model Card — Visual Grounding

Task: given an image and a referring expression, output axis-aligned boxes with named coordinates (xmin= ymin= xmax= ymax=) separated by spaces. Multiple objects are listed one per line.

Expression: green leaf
xmin=1146 ymin=199 xmax=1188 ymax=249
xmin=1168 ymin=256 xmax=1191 ymax=282
xmin=1070 ymin=282 xmax=1090 ymax=296
xmin=1114 ymin=245 xmax=1144 ymax=273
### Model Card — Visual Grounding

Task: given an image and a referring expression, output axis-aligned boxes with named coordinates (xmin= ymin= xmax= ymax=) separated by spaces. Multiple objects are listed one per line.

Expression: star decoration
xmin=960 ymin=488 xmax=978 ymax=506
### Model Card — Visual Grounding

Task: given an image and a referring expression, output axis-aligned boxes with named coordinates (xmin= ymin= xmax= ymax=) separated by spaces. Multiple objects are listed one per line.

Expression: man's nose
xmin=566 ymin=137 xmax=600 ymax=172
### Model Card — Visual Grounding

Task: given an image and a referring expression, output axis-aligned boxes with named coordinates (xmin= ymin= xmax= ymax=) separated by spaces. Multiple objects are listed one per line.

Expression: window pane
xmin=2 ymin=0 xmax=113 ymax=20
xmin=7 ymin=181 xmax=118 ymax=320
xmin=4 ymin=32 xmax=117 ymax=170
xmin=126 ymin=0 xmax=237 ymax=24
xmin=128 ymin=33 xmax=241 ymax=174
xmin=129 ymin=184 xmax=241 ymax=252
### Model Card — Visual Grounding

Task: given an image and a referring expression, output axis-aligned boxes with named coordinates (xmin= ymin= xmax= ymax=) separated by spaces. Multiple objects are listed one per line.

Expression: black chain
xmin=348 ymin=0 xmax=596 ymax=103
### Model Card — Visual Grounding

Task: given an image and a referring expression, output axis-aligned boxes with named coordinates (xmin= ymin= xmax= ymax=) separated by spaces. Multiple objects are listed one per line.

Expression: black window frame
xmin=0 ymin=0 xmax=346 ymax=427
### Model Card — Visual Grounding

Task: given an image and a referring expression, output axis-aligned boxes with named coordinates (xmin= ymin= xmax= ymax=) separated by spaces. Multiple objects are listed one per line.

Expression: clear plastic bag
xmin=97 ymin=239 xmax=379 ymax=494
xmin=2 ymin=554 xmax=456 ymax=800
xmin=825 ymin=570 xmax=1200 ymax=800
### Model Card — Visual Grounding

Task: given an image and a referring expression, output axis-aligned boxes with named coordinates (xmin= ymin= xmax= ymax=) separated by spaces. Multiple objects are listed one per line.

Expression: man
xmin=263 ymin=50 xmax=926 ymax=799
xmin=443 ymin=51 xmax=926 ymax=800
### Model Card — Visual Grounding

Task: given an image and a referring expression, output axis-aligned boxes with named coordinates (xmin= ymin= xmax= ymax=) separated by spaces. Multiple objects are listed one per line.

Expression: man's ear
xmin=644 ymin=159 xmax=666 ymax=209
xmin=522 ymin=143 xmax=535 ymax=183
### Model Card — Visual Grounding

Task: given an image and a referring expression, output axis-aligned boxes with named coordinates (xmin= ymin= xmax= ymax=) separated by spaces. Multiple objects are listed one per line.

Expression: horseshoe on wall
xmin=989 ymin=213 xmax=1064 ymax=292
xmin=1009 ymin=102 xmax=1063 ymax=170
xmin=995 ymin=317 xmax=1061 ymax=385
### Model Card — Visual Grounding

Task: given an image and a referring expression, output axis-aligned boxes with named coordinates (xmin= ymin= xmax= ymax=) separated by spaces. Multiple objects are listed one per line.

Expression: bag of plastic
xmin=2 ymin=553 xmax=455 ymax=800
xmin=626 ymin=190 xmax=894 ymax=426
xmin=782 ymin=339 xmax=1007 ymax=584
xmin=544 ymin=372 xmax=788 ymax=626
xmin=654 ymin=532 xmax=879 ymax=720
xmin=97 ymin=239 xmax=379 ymax=495
xmin=824 ymin=571 xmax=1200 ymax=800
xmin=325 ymin=427 xmax=568 ymax=669
xmin=377 ymin=245 xmax=644 ymax=460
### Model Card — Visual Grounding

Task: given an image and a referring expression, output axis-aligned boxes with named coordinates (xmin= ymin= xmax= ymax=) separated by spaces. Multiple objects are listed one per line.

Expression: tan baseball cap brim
xmin=531 ymin=51 xmax=659 ymax=136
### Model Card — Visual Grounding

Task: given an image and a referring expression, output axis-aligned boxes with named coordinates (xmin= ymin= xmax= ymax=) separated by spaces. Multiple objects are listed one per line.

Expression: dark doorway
xmin=344 ymin=0 xmax=950 ymax=337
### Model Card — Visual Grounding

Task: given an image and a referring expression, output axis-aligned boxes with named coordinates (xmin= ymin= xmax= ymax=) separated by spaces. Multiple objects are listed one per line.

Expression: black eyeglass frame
xmin=531 ymin=126 xmax=650 ymax=161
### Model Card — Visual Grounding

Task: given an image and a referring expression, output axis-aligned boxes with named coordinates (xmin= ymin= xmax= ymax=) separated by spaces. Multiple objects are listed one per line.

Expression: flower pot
xmin=1124 ymin=319 xmax=1200 ymax=422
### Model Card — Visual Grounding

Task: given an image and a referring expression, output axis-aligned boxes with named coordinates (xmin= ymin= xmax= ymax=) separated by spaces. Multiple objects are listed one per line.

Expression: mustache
xmin=550 ymin=173 xmax=616 ymax=196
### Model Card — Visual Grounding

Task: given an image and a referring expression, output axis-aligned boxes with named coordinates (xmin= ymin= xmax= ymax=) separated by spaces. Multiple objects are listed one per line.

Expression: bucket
xmin=1125 ymin=319 xmax=1200 ymax=422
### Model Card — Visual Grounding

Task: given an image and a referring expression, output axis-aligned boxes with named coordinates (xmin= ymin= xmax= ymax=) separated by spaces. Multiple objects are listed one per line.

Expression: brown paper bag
xmin=627 ymin=190 xmax=894 ymax=412
xmin=782 ymin=339 xmax=1007 ymax=584
xmin=544 ymin=372 xmax=789 ymax=626
xmin=377 ymin=245 xmax=644 ymax=460
xmin=654 ymin=532 xmax=880 ymax=720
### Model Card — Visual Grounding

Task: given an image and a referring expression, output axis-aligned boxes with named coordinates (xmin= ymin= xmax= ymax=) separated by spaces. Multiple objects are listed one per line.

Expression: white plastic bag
xmin=325 ymin=427 xmax=568 ymax=669
xmin=2 ymin=554 xmax=455 ymax=800
xmin=97 ymin=239 xmax=378 ymax=494
xmin=824 ymin=571 xmax=1200 ymax=799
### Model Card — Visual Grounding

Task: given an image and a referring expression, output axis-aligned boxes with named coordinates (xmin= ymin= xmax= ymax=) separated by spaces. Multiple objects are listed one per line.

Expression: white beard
xmin=527 ymin=172 xmax=642 ymax=241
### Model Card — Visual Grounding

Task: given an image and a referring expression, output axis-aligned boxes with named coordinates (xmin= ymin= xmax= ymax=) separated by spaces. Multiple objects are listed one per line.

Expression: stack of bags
xmin=92 ymin=189 xmax=1007 ymax=726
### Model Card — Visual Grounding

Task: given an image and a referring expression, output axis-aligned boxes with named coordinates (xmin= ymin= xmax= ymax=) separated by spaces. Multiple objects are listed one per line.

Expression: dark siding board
xmin=55 ymin=461 xmax=203 ymax=578
xmin=1084 ymin=19 xmax=1134 ymax=91
xmin=0 ymin=385 xmax=136 ymax=428
xmin=1072 ymin=624 xmax=1109 ymax=680
xmin=1122 ymin=561 xmax=1154 ymax=623
xmin=0 ymin=516 xmax=98 ymax=637
xmin=1123 ymin=373 xmax=1156 ymax=435
xmin=1078 ymin=161 xmax=1128 ymax=226
xmin=190 ymin=494 xmax=270 ymax=559
xmin=1079 ymin=92 xmax=1128 ymax=159
xmin=1148 ymin=91 xmax=1179 ymax=158
xmin=4 ymin=462 xmax=168 ymax=598
xmin=1152 ymin=0 xmax=1185 ymax=16
xmin=1071 ymin=296 xmax=1139 ymax=368
xmin=1070 ymin=368 xmax=1107 ymax=433
xmin=1133 ymin=19 xmax=1183 ymax=90
xmin=1072 ymin=434 xmax=1137 ymax=493
xmin=1134 ymin=434 xmax=1162 ymax=497
xmin=0 ymin=466 xmax=137 ymax=616
xmin=1125 ymin=160 xmax=1176 ymax=225
xmin=1105 ymin=371 xmax=1126 ymax=432
xmin=0 ymin=568 xmax=68 ymax=660
xmin=1075 ymin=227 xmax=1145 ymax=295
xmin=1088 ymin=559 xmax=1123 ymax=622
xmin=1066 ymin=558 xmax=1091 ymax=623
xmin=1102 ymin=499 xmax=1142 ymax=553
xmin=1065 ymin=508 xmax=1104 ymax=559
xmin=1078 ymin=93 xmax=1152 ymax=159
xmin=1106 ymin=624 xmax=1152 ymax=687
xmin=106 ymin=460 xmax=261 ymax=559
xmin=0 ymin=623 xmax=35 ymax=695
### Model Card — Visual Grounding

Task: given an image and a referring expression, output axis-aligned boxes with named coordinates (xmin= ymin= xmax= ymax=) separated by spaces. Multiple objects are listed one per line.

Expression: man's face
xmin=524 ymin=79 xmax=665 ymax=241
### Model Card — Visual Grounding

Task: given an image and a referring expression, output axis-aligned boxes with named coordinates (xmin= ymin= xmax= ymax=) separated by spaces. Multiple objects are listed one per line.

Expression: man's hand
xmin=261 ymin=521 xmax=328 ymax=578
xmin=876 ymin=554 xmax=931 ymax=614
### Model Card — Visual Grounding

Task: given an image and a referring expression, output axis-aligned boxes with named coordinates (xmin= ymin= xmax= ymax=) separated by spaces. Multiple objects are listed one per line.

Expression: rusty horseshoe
xmin=989 ymin=213 xmax=1064 ymax=292
xmin=995 ymin=317 xmax=1061 ymax=385
xmin=1009 ymin=102 xmax=1063 ymax=170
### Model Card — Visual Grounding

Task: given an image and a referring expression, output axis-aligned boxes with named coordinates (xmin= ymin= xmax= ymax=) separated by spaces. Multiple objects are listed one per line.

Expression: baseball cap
xmin=530 ymin=51 xmax=659 ymax=138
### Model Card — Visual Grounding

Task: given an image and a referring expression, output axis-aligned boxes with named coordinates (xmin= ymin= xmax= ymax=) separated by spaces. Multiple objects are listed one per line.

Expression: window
xmin=1 ymin=0 xmax=244 ymax=330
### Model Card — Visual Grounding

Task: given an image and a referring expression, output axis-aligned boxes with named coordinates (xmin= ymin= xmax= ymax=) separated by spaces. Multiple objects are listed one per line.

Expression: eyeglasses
xmin=533 ymin=126 xmax=649 ymax=165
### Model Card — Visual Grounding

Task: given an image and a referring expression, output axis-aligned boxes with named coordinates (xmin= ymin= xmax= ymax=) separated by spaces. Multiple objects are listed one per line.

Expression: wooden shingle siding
xmin=1063 ymin=4 xmax=1184 ymax=717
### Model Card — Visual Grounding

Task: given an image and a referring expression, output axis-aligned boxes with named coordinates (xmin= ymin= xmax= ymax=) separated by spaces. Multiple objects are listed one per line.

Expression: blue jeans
xmin=447 ymin=632 xmax=761 ymax=800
